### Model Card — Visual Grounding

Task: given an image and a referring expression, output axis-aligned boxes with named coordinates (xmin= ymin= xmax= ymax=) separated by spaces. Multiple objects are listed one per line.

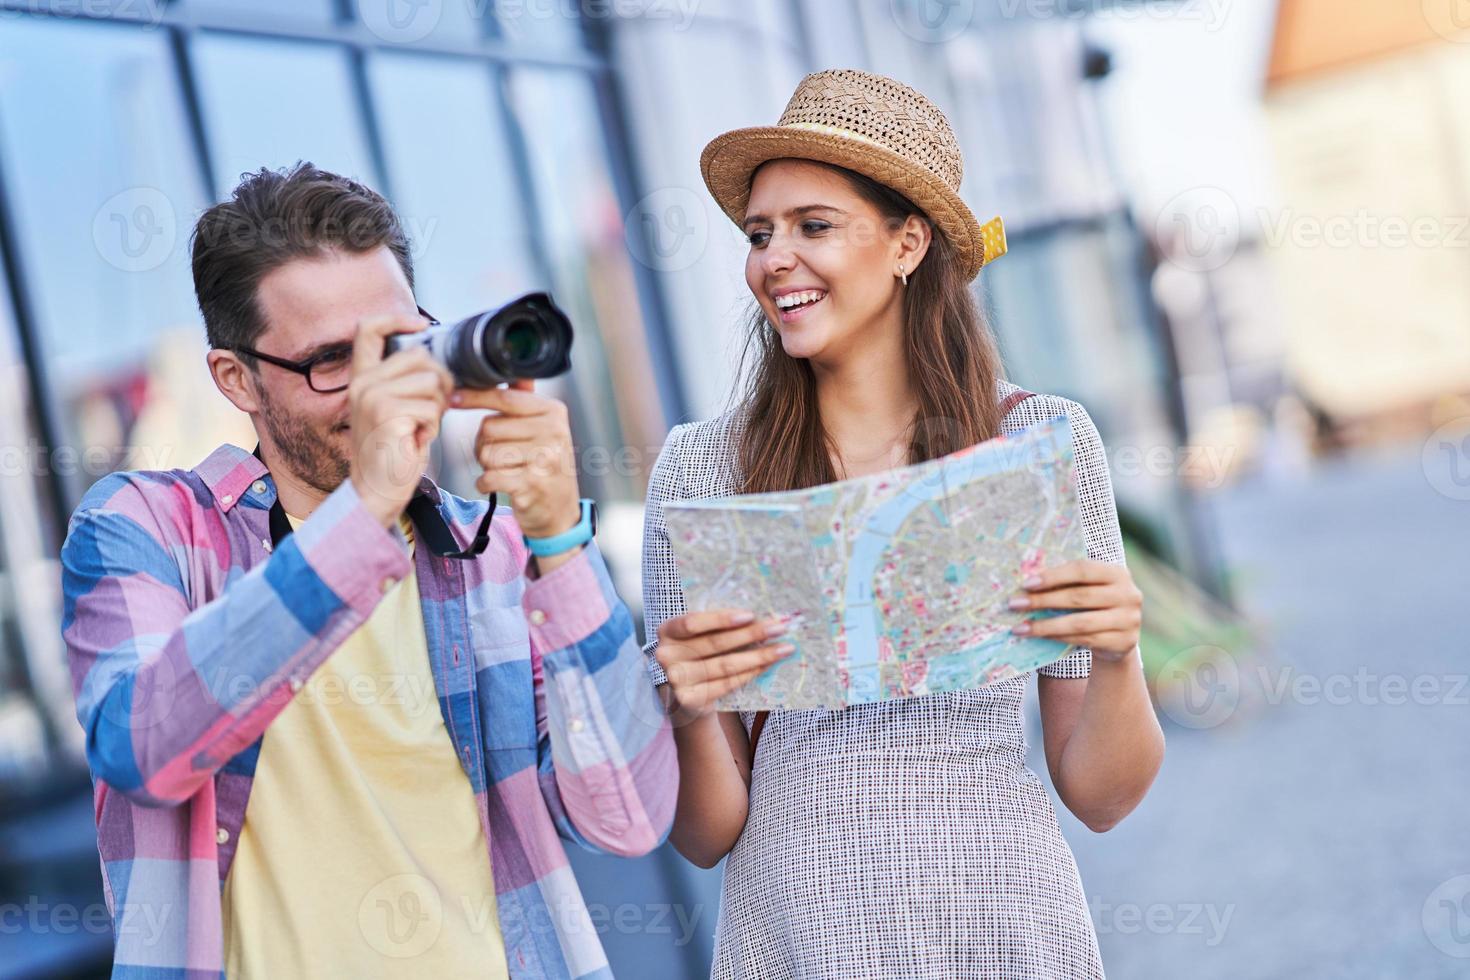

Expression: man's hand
xmin=347 ymin=315 xmax=453 ymax=528
xmin=451 ymin=380 xmax=581 ymax=557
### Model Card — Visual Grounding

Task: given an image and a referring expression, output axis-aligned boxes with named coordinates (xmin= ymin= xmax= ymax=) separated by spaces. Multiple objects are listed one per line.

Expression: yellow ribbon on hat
xmin=979 ymin=216 xmax=1008 ymax=267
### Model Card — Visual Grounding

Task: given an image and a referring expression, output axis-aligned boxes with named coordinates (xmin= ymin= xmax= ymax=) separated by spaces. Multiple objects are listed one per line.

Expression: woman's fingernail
xmin=729 ymin=611 xmax=755 ymax=626
xmin=1023 ymin=575 xmax=1043 ymax=589
xmin=1012 ymin=622 xmax=1032 ymax=635
xmin=772 ymin=643 xmax=796 ymax=656
xmin=1008 ymin=597 xmax=1030 ymax=610
xmin=765 ymin=622 xmax=788 ymax=638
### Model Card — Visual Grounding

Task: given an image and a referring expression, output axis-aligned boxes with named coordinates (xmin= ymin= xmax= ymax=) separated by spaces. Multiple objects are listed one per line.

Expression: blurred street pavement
xmin=1039 ymin=441 xmax=1470 ymax=978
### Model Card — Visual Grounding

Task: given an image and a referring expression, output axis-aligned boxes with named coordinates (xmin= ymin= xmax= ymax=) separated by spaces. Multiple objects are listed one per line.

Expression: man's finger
xmin=352 ymin=312 xmax=430 ymax=379
xmin=371 ymin=368 xmax=453 ymax=404
xmin=450 ymin=385 xmax=548 ymax=416
xmin=364 ymin=395 xmax=446 ymax=435
xmin=510 ymin=379 xmax=535 ymax=392
xmin=477 ymin=415 xmax=544 ymax=443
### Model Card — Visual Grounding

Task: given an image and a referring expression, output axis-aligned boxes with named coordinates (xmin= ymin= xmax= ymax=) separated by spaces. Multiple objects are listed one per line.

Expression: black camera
xmin=384 ymin=292 xmax=573 ymax=388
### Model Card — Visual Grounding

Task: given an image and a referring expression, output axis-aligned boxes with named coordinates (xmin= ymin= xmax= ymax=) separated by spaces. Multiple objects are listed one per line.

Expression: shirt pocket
xmin=469 ymin=603 xmax=538 ymax=754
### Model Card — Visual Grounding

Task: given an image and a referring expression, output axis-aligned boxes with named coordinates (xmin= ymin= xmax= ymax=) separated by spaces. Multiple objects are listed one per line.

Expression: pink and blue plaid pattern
xmin=60 ymin=444 xmax=676 ymax=979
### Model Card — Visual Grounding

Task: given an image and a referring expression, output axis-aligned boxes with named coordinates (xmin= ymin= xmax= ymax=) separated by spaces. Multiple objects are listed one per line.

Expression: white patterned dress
xmin=642 ymin=379 xmax=1124 ymax=979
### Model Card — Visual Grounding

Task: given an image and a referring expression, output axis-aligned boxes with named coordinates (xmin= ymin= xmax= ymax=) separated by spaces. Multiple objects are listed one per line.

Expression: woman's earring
xmin=897 ymin=264 xmax=908 ymax=287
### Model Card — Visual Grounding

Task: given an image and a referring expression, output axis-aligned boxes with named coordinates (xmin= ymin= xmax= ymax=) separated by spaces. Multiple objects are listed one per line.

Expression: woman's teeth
xmin=775 ymin=290 xmax=826 ymax=311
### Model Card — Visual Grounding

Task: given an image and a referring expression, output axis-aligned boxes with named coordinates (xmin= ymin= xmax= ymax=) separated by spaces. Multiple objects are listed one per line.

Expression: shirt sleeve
xmin=1038 ymin=398 xmax=1129 ymax=680
xmin=61 ymin=473 xmax=410 ymax=807
xmin=521 ymin=539 xmax=676 ymax=857
xmin=640 ymin=424 xmax=691 ymax=688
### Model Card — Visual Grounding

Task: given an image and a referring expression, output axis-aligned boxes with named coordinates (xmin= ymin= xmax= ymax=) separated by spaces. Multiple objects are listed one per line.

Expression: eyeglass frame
xmin=237 ymin=305 xmax=495 ymax=559
xmin=232 ymin=306 xmax=441 ymax=394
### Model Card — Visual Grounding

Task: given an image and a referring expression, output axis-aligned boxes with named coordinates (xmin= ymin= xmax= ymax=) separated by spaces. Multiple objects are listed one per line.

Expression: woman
xmin=642 ymin=69 xmax=1164 ymax=978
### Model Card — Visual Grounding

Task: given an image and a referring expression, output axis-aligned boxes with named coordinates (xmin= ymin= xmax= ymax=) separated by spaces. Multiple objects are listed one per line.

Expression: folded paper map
xmin=662 ymin=414 xmax=1087 ymax=710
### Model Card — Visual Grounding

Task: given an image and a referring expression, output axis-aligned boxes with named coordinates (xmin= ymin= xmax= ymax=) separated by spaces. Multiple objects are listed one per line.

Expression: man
xmin=60 ymin=162 xmax=675 ymax=978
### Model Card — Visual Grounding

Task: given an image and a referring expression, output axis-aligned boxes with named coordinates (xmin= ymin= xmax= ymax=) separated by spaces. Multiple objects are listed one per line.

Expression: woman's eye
xmin=801 ymin=221 xmax=831 ymax=235
xmin=746 ymin=230 xmax=771 ymax=247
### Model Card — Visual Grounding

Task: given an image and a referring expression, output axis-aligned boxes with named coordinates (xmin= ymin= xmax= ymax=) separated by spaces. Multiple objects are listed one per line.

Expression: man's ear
xmin=207 ymin=349 xmax=261 ymax=415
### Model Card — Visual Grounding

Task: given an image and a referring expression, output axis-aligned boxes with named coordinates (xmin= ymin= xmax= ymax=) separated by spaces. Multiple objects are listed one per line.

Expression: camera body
xmin=384 ymin=292 xmax=573 ymax=388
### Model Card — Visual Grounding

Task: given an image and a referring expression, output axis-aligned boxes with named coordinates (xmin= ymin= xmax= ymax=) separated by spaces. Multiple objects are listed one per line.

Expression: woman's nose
xmin=761 ymin=236 xmax=797 ymax=276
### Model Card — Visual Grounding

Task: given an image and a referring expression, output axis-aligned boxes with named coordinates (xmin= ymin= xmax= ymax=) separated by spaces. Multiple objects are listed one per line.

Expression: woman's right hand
xmin=655 ymin=610 xmax=793 ymax=724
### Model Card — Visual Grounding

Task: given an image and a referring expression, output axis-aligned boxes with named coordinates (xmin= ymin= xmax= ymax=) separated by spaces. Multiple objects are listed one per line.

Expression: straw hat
xmin=700 ymin=68 xmax=1007 ymax=281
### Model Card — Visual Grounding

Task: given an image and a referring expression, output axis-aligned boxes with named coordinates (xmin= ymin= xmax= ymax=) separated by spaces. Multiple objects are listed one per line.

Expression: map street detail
xmin=663 ymin=415 xmax=1088 ymax=710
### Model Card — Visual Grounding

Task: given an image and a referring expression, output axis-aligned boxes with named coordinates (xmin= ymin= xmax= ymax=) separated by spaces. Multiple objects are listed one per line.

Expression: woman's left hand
xmin=1009 ymin=559 xmax=1143 ymax=663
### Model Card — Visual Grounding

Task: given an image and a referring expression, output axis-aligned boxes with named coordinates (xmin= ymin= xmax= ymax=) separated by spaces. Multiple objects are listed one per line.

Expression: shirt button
xmin=220 ymin=493 xmax=234 ymax=506
xmin=568 ymin=717 xmax=585 ymax=732
xmin=252 ymin=480 xmax=268 ymax=495
xmin=289 ymin=677 xmax=304 ymax=693
xmin=216 ymin=827 xmax=230 ymax=845
xmin=529 ymin=609 xmax=547 ymax=626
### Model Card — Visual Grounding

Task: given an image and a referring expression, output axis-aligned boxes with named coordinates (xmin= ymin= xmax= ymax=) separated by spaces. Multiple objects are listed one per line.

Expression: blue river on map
xmin=842 ymin=415 xmax=1074 ymax=704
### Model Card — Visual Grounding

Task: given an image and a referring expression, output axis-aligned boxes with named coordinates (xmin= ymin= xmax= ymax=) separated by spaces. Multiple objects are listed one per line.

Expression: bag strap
xmin=747 ymin=710 xmax=769 ymax=764
xmin=745 ymin=386 xmax=1037 ymax=767
xmin=998 ymin=386 xmax=1036 ymax=417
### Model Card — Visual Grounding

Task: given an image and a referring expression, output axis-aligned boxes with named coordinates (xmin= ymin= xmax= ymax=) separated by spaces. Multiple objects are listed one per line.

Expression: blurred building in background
xmin=4 ymin=1 xmax=1460 ymax=977
xmin=1264 ymin=0 xmax=1470 ymax=439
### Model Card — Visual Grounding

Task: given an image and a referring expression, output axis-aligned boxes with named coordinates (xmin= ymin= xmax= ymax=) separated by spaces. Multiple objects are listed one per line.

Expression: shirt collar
xmin=195 ymin=444 xmax=442 ymax=514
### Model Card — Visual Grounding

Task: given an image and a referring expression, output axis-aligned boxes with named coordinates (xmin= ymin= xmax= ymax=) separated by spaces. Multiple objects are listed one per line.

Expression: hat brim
xmin=701 ymin=125 xmax=992 ymax=281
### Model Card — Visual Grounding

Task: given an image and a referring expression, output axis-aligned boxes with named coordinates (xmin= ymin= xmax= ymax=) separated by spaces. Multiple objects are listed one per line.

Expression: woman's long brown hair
xmin=733 ymin=162 xmax=1008 ymax=494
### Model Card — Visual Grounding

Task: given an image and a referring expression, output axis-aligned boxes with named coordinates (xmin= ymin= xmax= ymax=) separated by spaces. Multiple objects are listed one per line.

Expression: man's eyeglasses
xmin=235 ymin=307 xmax=440 ymax=394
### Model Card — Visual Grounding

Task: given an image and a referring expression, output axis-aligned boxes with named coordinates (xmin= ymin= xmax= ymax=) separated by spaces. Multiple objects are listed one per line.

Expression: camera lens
xmin=499 ymin=318 xmax=544 ymax=365
xmin=383 ymin=292 xmax=572 ymax=389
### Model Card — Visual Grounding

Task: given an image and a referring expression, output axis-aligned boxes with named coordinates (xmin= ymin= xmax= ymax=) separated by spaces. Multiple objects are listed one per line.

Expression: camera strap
xmin=251 ymin=445 xmax=496 ymax=560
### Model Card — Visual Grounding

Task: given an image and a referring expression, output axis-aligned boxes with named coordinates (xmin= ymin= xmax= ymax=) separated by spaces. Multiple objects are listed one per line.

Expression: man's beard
xmin=256 ymin=383 xmax=350 ymax=496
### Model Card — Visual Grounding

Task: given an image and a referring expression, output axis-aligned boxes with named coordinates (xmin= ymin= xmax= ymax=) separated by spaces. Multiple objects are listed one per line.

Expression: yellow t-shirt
xmin=222 ymin=515 xmax=509 ymax=978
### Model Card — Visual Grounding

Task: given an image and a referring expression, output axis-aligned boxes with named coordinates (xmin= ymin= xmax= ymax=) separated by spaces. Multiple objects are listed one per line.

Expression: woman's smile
xmin=772 ymin=287 xmax=828 ymax=324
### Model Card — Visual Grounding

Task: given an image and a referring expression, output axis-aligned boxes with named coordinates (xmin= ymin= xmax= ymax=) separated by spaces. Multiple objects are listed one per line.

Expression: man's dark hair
xmin=191 ymin=161 xmax=415 ymax=353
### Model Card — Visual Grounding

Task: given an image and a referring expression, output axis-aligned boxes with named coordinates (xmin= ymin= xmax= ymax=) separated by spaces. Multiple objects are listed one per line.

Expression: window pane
xmin=0 ymin=16 xmax=252 ymax=758
xmin=0 ymin=18 xmax=249 ymax=512
xmin=356 ymin=0 xmax=489 ymax=45
xmin=368 ymin=54 xmax=539 ymax=318
xmin=506 ymin=68 xmax=666 ymax=502
xmin=191 ymin=33 xmax=380 ymax=197
xmin=366 ymin=54 xmax=545 ymax=498
xmin=494 ymin=1 xmax=585 ymax=49
xmin=0 ymin=236 xmax=67 ymax=749
xmin=182 ymin=0 xmax=338 ymax=26
xmin=608 ymin=21 xmax=805 ymax=420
